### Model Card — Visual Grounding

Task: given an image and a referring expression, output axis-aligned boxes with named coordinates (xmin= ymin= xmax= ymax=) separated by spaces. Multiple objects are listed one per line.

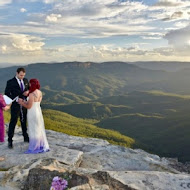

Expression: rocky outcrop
xmin=0 ymin=126 xmax=190 ymax=190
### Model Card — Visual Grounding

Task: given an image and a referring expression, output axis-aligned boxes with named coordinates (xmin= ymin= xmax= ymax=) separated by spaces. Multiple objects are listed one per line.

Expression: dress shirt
xmin=15 ymin=76 xmax=25 ymax=91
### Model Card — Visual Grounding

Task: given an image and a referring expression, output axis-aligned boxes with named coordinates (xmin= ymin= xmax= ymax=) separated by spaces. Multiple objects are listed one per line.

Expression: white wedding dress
xmin=25 ymin=98 xmax=49 ymax=154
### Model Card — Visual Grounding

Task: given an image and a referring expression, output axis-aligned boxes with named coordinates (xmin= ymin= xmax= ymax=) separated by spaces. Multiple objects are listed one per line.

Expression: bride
xmin=18 ymin=79 xmax=49 ymax=154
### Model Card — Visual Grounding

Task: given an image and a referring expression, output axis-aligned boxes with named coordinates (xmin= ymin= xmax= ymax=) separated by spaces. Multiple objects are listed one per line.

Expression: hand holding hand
xmin=23 ymin=90 xmax=29 ymax=96
xmin=18 ymin=98 xmax=24 ymax=105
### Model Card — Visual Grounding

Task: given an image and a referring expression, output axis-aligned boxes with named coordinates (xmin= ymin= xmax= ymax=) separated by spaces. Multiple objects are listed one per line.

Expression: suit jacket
xmin=5 ymin=77 xmax=29 ymax=107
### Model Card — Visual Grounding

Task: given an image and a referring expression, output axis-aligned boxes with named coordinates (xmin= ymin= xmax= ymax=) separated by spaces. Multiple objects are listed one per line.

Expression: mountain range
xmin=1 ymin=61 xmax=190 ymax=162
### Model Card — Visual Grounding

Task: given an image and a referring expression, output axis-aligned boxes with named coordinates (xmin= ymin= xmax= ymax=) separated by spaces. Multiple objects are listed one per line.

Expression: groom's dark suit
xmin=5 ymin=77 xmax=29 ymax=144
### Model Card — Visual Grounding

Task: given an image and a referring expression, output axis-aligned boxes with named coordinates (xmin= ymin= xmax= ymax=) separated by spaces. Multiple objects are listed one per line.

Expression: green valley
xmin=3 ymin=109 xmax=136 ymax=148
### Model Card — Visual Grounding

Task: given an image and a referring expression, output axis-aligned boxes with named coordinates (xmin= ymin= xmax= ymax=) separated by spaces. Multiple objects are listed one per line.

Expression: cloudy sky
xmin=0 ymin=0 xmax=190 ymax=67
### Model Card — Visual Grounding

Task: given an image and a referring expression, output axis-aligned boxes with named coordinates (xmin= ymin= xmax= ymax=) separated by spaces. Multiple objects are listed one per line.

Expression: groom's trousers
xmin=8 ymin=103 xmax=28 ymax=143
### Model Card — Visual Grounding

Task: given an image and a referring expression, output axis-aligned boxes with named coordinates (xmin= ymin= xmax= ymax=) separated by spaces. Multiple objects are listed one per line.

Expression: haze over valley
xmin=1 ymin=61 xmax=190 ymax=162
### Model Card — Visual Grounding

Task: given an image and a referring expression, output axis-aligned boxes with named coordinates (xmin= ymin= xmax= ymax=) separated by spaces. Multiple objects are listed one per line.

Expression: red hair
xmin=29 ymin=79 xmax=40 ymax=94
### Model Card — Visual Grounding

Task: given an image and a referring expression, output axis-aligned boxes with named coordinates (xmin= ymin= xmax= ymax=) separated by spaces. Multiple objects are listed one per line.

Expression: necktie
xmin=20 ymin=79 xmax=24 ymax=91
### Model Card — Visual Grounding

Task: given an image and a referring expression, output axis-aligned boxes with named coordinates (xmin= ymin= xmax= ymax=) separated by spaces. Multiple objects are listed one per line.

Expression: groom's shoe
xmin=8 ymin=142 xmax=13 ymax=149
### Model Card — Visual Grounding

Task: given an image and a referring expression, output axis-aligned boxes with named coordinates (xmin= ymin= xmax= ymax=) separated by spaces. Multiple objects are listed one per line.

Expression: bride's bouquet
xmin=50 ymin=176 xmax=68 ymax=190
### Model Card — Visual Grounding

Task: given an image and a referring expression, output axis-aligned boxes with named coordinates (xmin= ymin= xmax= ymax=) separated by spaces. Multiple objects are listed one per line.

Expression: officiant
xmin=0 ymin=94 xmax=10 ymax=143
xmin=5 ymin=67 xmax=29 ymax=149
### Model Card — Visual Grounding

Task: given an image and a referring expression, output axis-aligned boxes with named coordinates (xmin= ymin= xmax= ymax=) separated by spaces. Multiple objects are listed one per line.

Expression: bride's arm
xmin=18 ymin=94 xmax=34 ymax=109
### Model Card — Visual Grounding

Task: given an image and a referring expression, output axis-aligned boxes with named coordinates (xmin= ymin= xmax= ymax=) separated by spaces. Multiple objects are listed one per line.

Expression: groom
xmin=5 ymin=67 xmax=29 ymax=149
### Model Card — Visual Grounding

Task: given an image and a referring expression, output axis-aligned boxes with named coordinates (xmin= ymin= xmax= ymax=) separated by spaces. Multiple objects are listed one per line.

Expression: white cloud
xmin=0 ymin=0 xmax=12 ymax=6
xmin=24 ymin=0 xmax=66 ymax=4
xmin=45 ymin=14 xmax=61 ymax=23
xmin=142 ymin=36 xmax=162 ymax=40
xmin=163 ymin=11 xmax=183 ymax=20
xmin=164 ymin=24 xmax=190 ymax=55
xmin=0 ymin=0 xmax=168 ymax=39
xmin=1 ymin=45 xmax=7 ymax=54
xmin=43 ymin=43 xmax=189 ymax=63
xmin=43 ymin=0 xmax=57 ymax=3
xmin=1 ymin=0 xmax=190 ymax=64
xmin=174 ymin=21 xmax=189 ymax=28
xmin=25 ymin=0 xmax=153 ymax=38
xmin=20 ymin=8 xmax=27 ymax=13
xmin=150 ymin=0 xmax=190 ymax=22
xmin=1 ymin=41 xmax=190 ymax=65
xmin=53 ymin=0 xmax=148 ymax=18
xmin=155 ymin=0 xmax=185 ymax=7
xmin=0 ymin=33 xmax=45 ymax=53
xmin=165 ymin=25 xmax=190 ymax=47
